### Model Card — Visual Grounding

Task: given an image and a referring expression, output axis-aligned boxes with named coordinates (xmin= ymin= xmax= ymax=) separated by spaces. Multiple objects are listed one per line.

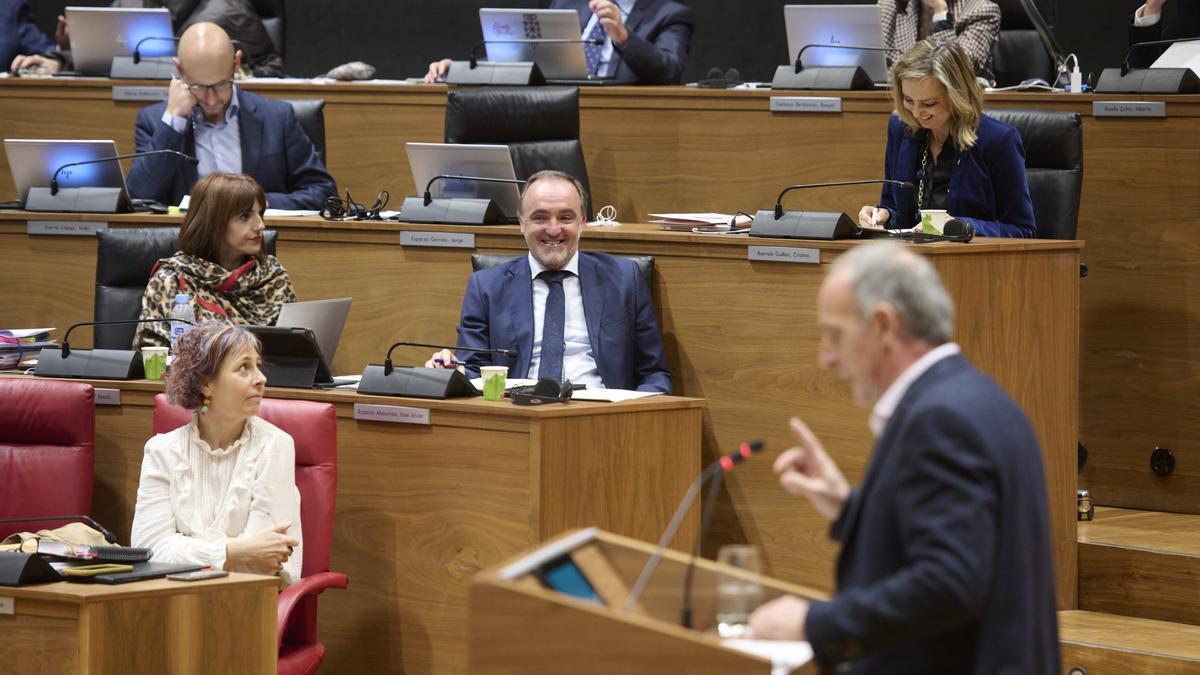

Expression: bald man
xmin=126 ymin=23 xmax=334 ymax=210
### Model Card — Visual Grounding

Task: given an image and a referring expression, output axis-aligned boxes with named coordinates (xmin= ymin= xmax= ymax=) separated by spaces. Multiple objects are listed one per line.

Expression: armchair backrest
xmin=986 ymin=109 xmax=1083 ymax=239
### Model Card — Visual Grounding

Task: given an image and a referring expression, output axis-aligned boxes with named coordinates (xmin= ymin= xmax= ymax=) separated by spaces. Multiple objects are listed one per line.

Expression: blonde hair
xmin=889 ymin=40 xmax=984 ymax=149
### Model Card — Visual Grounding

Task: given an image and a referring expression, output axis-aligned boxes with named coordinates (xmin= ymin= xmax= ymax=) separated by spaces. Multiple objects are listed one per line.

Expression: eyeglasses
xmin=185 ymin=78 xmax=235 ymax=97
xmin=321 ymin=190 xmax=389 ymax=221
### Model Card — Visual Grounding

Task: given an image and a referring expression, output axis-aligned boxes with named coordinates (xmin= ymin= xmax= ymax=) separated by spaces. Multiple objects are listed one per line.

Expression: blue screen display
xmin=122 ymin=17 xmax=176 ymax=58
xmin=537 ymin=556 xmax=603 ymax=606
xmin=43 ymin=145 xmax=123 ymax=190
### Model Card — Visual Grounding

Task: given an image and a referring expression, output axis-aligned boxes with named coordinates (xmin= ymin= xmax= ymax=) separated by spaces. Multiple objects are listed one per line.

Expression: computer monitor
xmin=65 ymin=6 xmax=175 ymax=77
xmin=406 ymin=142 xmax=522 ymax=220
xmin=3 ymin=139 xmax=127 ymax=206
xmin=274 ymin=297 xmax=353 ymax=368
xmin=783 ymin=4 xmax=889 ymax=85
xmin=478 ymin=8 xmax=592 ymax=80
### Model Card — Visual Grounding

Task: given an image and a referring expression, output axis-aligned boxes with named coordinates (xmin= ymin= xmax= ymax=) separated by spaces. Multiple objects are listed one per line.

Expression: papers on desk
xmin=333 ymin=374 xmax=363 ymax=389
xmin=649 ymin=213 xmax=753 ymax=231
xmin=1154 ymin=41 xmax=1200 ymax=78
xmin=238 ymin=76 xmax=420 ymax=86
xmin=571 ymin=388 xmax=662 ymax=402
xmin=469 ymin=377 xmax=537 ymax=390
xmin=0 ymin=328 xmax=55 ymax=369
xmin=264 ymin=208 xmax=320 ymax=217
xmin=721 ymin=640 xmax=814 ymax=675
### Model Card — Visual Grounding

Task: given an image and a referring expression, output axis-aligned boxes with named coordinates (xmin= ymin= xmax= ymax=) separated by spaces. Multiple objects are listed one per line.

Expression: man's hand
xmin=589 ymin=0 xmax=629 ymax=46
xmin=10 ymin=54 xmax=60 ymax=75
xmin=425 ymin=348 xmax=467 ymax=373
xmin=424 ymin=58 xmax=453 ymax=84
xmin=922 ymin=0 xmax=950 ymax=13
xmin=166 ymin=75 xmax=197 ymax=119
xmin=748 ymin=595 xmax=811 ymax=641
xmin=774 ymin=417 xmax=851 ymax=521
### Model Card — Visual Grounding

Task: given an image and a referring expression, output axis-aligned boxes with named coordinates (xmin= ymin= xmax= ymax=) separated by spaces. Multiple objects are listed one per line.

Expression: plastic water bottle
xmin=169 ymin=293 xmax=195 ymax=346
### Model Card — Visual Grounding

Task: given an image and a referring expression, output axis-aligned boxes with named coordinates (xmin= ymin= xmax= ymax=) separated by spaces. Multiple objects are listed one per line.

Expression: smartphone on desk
xmin=166 ymin=568 xmax=229 ymax=582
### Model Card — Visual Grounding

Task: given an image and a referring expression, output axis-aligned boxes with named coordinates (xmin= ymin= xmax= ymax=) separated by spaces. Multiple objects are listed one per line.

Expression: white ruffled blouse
xmin=130 ymin=415 xmax=303 ymax=585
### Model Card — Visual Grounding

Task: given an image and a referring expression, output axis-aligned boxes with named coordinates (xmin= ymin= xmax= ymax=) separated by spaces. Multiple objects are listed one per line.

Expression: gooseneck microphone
xmin=773 ymin=179 xmax=914 ymax=220
xmin=422 ymin=175 xmax=527 ymax=207
xmin=623 ymin=440 xmax=765 ymax=622
xmin=0 ymin=514 xmax=119 ymax=544
xmin=793 ymin=43 xmax=899 ymax=74
xmin=50 ymin=150 xmax=198 ymax=195
xmin=466 ymin=38 xmax=604 ymax=69
xmin=382 ymin=341 xmax=518 ymax=376
xmin=59 ymin=318 xmax=195 ymax=359
xmin=132 ymin=36 xmax=180 ymax=64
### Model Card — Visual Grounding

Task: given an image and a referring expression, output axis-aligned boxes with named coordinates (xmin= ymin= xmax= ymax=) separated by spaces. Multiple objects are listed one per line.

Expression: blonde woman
xmin=858 ymin=40 xmax=1035 ymax=238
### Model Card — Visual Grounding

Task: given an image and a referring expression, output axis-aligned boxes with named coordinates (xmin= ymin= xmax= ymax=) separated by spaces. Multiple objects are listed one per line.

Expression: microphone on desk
xmin=50 ymin=150 xmax=198 ymax=196
xmin=622 ymin=440 xmax=765 ymax=628
xmin=395 ymin=175 xmax=527 ymax=226
xmin=773 ymin=43 xmax=901 ymax=90
xmin=357 ymin=341 xmax=517 ymax=400
xmin=132 ymin=36 xmax=180 ymax=64
xmin=750 ymin=179 xmax=914 ymax=241
xmin=381 ymin=341 xmax=517 ymax=376
xmin=35 ymin=318 xmax=194 ymax=380
xmin=1094 ymin=37 xmax=1200 ymax=93
xmin=466 ymin=37 xmax=604 ymax=69
xmin=0 ymin=514 xmax=119 ymax=544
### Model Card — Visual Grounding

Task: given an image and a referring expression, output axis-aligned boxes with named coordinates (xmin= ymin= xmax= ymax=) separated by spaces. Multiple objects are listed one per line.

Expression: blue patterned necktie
xmin=584 ymin=16 xmax=606 ymax=76
xmin=538 ymin=270 xmax=570 ymax=381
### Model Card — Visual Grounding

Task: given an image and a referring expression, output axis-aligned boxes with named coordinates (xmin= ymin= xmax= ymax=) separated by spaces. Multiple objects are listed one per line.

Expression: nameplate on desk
xmin=0 ymin=597 xmax=12 ymax=615
xmin=400 ymin=231 xmax=476 ymax=248
xmin=769 ymin=96 xmax=842 ymax=113
xmin=748 ymin=245 xmax=820 ymax=264
xmin=1093 ymin=101 xmax=1165 ymax=118
xmin=353 ymin=403 xmax=430 ymax=425
xmin=111 ymin=86 xmax=169 ymax=102
xmin=27 ymin=221 xmax=108 ymax=236
xmin=94 ymin=388 xmax=121 ymax=406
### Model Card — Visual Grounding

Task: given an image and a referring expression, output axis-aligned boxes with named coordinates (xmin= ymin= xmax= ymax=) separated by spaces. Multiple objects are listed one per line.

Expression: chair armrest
xmin=277 ymin=571 xmax=349 ymax=647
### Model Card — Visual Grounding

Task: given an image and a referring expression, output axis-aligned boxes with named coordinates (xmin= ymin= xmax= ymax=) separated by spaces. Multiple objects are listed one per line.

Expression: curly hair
xmin=164 ymin=321 xmax=262 ymax=410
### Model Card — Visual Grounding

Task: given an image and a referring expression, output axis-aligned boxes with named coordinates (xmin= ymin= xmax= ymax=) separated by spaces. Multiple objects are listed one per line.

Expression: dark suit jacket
xmin=805 ymin=354 xmax=1059 ymax=674
xmin=1129 ymin=2 xmax=1200 ymax=67
xmin=879 ymin=114 xmax=1036 ymax=238
xmin=126 ymin=89 xmax=336 ymax=209
xmin=0 ymin=0 xmax=54 ymax=66
xmin=453 ymin=252 xmax=671 ymax=393
xmin=553 ymin=0 xmax=694 ymax=84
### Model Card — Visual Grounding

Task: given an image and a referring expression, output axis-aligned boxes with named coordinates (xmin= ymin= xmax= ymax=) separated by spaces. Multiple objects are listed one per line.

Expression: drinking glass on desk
xmin=716 ymin=544 xmax=763 ymax=639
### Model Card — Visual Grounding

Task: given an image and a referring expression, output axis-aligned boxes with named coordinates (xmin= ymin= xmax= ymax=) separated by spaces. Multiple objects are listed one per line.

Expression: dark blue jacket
xmin=452 ymin=251 xmax=671 ymax=393
xmin=878 ymin=114 xmax=1036 ymax=238
xmin=554 ymin=0 xmax=694 ymax=84
xmin=0 ymin=0 xmax=54 ymax=66
xmin=805 ymin=354 xmax=1059 ymax=674
xmin=126 ymin=88 xmax=336 ymax=210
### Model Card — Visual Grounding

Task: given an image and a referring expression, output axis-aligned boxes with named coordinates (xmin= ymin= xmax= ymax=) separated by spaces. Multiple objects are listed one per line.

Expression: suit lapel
xmin=237 ymin=91 xmax=261 ymax=181
xmin=579 ymin=253 xmax=605 ymax=367
xmin=505 ymin=260 xmax=536 ymax=378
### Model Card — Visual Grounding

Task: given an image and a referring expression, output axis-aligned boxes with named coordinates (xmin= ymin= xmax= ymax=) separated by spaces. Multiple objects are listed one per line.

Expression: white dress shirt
xmin=580 ymin=0 xmax=637 ymax=78
xmin=130 ymin=415 xmax=303 ymax=585
xmin=1133 ymin=4 xmax=1162 ymax=26
xmin=527 ymin=251 xmax=604 ymax=387
xmin=160 ymin=86 xmax=244 ymax=177
xmin=868 ymin=342 xmax=961 ymax=437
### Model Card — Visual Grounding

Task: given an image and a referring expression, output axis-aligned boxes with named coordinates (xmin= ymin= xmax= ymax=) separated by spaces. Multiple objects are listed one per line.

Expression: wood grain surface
xmin=1059 ymin=610 xmax=1200 ymax=674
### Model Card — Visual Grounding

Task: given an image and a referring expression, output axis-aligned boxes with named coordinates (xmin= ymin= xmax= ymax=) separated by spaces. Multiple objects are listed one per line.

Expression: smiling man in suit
xmin=748 ymin=241 xmax=1058 ymax=674
xmin=126 ymin=22 xmax=335 ymax=209
xmin=426 ymin=170 xmax=671 ymax=393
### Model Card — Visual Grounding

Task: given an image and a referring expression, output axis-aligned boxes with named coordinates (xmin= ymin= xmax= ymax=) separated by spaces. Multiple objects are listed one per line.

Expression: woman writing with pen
xmin=131 ymin=321 xmax=302 ymax=584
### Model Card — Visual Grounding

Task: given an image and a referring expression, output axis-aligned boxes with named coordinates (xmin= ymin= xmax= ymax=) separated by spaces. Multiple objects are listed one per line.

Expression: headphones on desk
xmin=912 ymin=219 xmax=975 ymax=244
xmin=509 ymin=378 xmax=574 ymax=405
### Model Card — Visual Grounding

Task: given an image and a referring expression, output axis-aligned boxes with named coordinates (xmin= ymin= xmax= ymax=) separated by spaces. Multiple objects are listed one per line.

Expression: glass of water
xmin=715 ymin=544 xmax=763 ymax=639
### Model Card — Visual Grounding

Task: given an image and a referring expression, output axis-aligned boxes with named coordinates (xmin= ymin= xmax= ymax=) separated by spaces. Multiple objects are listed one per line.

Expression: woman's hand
xmin=857 ymin=205 xmax=890 ymax=229
xmin=226 ymin=521 xmax=298 ymax=575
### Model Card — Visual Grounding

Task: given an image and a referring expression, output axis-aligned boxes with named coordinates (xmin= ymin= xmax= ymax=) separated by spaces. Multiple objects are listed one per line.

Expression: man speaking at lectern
xmin=748 ymin=242 xmax=1059 ymax=674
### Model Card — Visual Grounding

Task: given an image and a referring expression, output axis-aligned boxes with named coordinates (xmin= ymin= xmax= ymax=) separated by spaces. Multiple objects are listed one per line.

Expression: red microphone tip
xmin=719 ymin=456 xmax=734 ymax=472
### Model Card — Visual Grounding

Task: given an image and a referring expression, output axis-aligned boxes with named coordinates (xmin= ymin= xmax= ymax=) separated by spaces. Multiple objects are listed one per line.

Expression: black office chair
xmin=471 ymin=253 xmax=654 ymax=287
xmin=987 ymin=109 xmax=1082 ymax=240
xmin=284 ymin=99 xmax=326 ymax=165
xmin=444 ymin=87 xmax=591 ymax=208
xmin=247 ymin=0 xmax=285 ymax=59
xmin=93 ymin=228 xmax=278 ymax=349
xmin=991 ymin=0 xmax=1057 ymax=87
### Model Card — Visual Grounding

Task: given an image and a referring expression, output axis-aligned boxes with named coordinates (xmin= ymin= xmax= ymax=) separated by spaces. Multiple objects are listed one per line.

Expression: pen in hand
xmin=433 ymin=357 xmax=468 ymax=368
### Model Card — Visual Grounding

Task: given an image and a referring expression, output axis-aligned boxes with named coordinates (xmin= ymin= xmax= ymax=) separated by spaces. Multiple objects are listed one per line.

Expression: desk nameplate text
xmin=27 ymin=221 xmax=108 ymax=236
xmin=770 ymin=96 xmax=842 ymax=113
xmin=1093 ymin=101 xmax=1165 ymax=117
xmin=400 ymin=231 xmax=476 ymax=248
xmin=95 ymin=388 xmax=121 ymax=406
xmin=353 ymin=403 xmax=430 ymax=425
xmin=111 ymin=86 xmax=169 ymax=102
xmin=748 ymin=245 xmax=820 ymax=264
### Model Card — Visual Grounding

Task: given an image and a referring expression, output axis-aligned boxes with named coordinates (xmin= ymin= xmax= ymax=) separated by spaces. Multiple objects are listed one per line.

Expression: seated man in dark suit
xmin=423 ymin=0 xmax=695 ymax=85
xmin=1129 ymin=0 xmax=1200 ymax=67
xmin=426 ymin=170 xmax=671 ymax=393
xmin=126 ymin=22 xmax=335 ymax=210
xmin=4 ymin=0 xmax=61 ymax=74
xmin=749 ymin=242 xmax=1059 ymax=674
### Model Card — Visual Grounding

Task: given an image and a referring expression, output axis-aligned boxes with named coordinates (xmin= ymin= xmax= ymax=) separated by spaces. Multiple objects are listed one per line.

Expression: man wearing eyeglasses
xmin=126 ymin=22 xmax=335 ymax=210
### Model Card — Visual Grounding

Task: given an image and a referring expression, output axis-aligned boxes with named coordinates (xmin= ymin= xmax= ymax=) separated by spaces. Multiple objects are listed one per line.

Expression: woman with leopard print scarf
xmin=134 ymin=173 xmax=295 ymax=349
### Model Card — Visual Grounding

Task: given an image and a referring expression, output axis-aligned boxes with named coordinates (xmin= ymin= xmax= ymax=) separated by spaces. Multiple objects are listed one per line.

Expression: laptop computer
xmin=65 ymin=6 xmax=175 ymax=77
xmin=479 ymin=8 xmax=613 ymax=82
xmin=783 ymin=4 xmax=890 ymax=86
xmin=3 ymin=139 xmax=128 ymax=207
xmin=249 ymin=297 xmax=353 ymax=389
xmin=274 ymin=297 xmax=353 ymax=368
xmin=406 ymin=142 xmax=522 ymax=222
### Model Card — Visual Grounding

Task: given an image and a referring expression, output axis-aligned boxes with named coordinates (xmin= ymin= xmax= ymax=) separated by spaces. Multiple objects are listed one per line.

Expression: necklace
xmin=916 ymin=144 xmax=930 ymax=210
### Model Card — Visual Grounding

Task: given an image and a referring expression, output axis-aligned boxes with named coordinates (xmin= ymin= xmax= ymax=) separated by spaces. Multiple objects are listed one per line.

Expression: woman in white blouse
xmin=131 ymin=321 xmax=303 ymax=584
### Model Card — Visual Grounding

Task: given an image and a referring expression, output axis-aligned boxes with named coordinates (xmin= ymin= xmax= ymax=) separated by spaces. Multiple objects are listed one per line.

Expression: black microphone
xmin=793 ymin=43 xmax=900 ymax=73
xmin=59 ymin=318 xmax=194 ymax=359
xmin=50 ymin=150 xmax=198 ymax=195
xmin=623 ymin=441 xmax=765 ymax=619
xmin=467 ymin=38 xmax=604 ymax=69
xmin=773 ymin=179 xmax=913 ymax=220
xmin=422 ymin=175 xmax=527 ymax=207
xmin=1120 ymin=36 xmax=1200 ymax=75
xmin=382 ymin=341 xmax=518 ymax=376
xmin=0 ymin=514 xmax=119 ymax=544
xmin=132 ymin=36 xmax=180 ymax=64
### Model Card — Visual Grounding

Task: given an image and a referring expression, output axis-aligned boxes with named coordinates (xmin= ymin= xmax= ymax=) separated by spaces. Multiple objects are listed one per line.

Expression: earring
xmin=200 ymin=397 xmax=211 ymax=414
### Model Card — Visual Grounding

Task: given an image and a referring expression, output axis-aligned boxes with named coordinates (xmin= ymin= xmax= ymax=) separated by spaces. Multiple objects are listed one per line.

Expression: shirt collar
xmin=528 ymin=250 xmax=580 ymax=279
xmin=192 ymin=85 xmax=240 ymax=126
xmin=868 ymin=342 xmax=960 ymax=436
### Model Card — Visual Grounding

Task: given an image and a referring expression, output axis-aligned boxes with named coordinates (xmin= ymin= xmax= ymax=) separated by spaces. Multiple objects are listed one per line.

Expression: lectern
xmin=470 ymin=528 xmax=824 ymax=674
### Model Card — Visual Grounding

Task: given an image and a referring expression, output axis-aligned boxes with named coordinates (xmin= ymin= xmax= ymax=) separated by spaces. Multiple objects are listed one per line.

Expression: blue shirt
xmin=161 ymin=86 xmax=243 ymax=178
xmin=580 ymin=0 xmax=637 ymax=78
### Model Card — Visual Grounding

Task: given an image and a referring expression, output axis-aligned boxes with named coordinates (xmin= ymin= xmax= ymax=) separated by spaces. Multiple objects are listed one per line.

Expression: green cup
xmin=141 ymin=346 xmax=169 ymax=380
xmin=481 ymin=366 xmax=507 ymax=401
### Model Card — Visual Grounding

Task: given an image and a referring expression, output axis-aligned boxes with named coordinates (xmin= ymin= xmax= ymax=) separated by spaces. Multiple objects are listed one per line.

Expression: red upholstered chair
xmin=0 ymin=379 xmax=95 ymax=540
xmin=153 ymin=394 xmax=348 ymax=675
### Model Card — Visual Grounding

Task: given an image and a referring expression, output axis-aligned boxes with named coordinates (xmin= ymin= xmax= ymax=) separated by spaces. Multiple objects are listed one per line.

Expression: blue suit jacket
xmin=0 ymin=0 xmax=54 ymax=66
xmin=126 ymin=89 xmax=337 ymax=210
xmin=553 ymin=0 xmax=694 ymax=84
xmin=805 ymin=354 xmax=1059 ymax=674
xmin=878 ymin=114 xmax=1036 ymax=238
xmin=453 ymin=252 xmax=671 ymax=393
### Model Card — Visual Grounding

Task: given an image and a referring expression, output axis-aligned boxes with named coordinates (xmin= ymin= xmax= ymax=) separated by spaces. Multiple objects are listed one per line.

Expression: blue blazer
xmin=805 ymin=354 xmax=1059 ymax=674
xmin=126 ymin=89 xmax=337 ymax=210
xmin=878 ymin=114 xmax=1036 ymax=238
xmin=554 ymin=0 xmax=694 ymax=84
xmin=453 ymin=252 xmax=672 ymax=393
xmin=0 ymin=0 xmax=54 ymax=66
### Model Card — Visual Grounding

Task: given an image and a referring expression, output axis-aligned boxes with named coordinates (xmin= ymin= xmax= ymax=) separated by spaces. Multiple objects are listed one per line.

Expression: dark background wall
xmin=34 ymin=0 xmax=1146 ymax=83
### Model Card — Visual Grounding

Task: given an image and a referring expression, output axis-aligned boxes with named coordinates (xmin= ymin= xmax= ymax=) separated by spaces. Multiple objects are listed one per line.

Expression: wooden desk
xmin=0 ymin=375 xmax=703 ymax=675
xmin=0 ymin=572 xmax=277 ymax=674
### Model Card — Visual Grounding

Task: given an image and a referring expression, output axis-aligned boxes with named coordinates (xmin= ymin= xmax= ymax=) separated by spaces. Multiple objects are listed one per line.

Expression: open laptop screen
xmin=3 ymin=139 xmax=126 ymax=205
